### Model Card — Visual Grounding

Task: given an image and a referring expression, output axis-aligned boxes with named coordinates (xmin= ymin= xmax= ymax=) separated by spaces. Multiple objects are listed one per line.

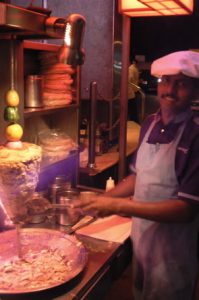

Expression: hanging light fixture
xmin=119 ymin=0 xmax=193 ymax=17
xmin=58 ymin=14 xmax=86 ymax=66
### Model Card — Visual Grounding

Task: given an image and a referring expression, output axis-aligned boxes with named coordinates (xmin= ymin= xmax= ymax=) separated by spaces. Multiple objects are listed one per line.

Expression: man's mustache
xmin=160 ymin=93 xmax=176 ymax=99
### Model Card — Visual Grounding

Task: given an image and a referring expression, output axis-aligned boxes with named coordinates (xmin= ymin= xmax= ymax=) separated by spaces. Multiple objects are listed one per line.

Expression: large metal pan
xmin=0 ymin=228 xmax=87 ymax=295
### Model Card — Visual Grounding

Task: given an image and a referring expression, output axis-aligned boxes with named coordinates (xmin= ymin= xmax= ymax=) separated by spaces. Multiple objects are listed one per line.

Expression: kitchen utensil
xmin=25 ymin=195 xmax=80 ymax=219
xmin=48 ymin=174 xmax=71 ymax=204
xmin=27 ymin=192 xmax=47 ymax=224
xmin=25 ymin=75 xmax=44 ymax=108
xmin=25 ymin=191 xmax=97 ymax=228
xmin=68 ymin=215 xmax=97 ymax=234
xmin=79 ymin=191 xmax=99 ymax=217
xmin=56 ymin=189 xmax=81 ymax=226
xmin=26 ymin=197 xmax=73 ymax=216
xmin=0 ymin=228 xmax=87 ymax=294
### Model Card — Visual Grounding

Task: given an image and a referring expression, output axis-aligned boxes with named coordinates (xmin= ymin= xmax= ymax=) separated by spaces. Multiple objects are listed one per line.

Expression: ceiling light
xmin=119 ymin=0 xmax=193 ymax=17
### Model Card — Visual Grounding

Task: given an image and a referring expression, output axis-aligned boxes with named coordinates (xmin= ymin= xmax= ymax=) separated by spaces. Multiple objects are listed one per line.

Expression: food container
xmin=48 ymin=175 xmax=71 ymax=204
xmin=80 ymin=191 xmax=98 ymax=200
xmin=27 ymin=192 xmax=47 ymax=224
xmin=25 ymin=75 xmax=44 ymax=108
xmin=79 ymin=191 xmax=98 ymax=217
xmin=56 ymin=189 xmax=81 ymax=226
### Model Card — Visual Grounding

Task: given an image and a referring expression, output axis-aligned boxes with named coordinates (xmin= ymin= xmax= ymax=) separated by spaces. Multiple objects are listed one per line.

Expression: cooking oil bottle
xmin=106 ymin=176 xmax=115 ymax=191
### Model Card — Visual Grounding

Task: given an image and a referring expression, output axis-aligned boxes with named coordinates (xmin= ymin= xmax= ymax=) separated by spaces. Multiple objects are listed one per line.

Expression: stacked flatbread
xmin=0 ymin=143 xmax=42 ymax=222
xmin=38 ymin=129 xmax=77 ymax=167
xmin=39 ymin=52 xmax=75 ymax=106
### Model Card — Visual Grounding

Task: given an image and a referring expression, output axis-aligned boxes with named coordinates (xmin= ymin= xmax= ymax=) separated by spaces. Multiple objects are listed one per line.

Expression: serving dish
xmin=0 ymin=228 xmax=87 ymax=294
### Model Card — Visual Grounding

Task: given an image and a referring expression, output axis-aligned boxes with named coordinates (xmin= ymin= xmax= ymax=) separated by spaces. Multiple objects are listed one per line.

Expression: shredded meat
xmin=0 ymin=229 xmax=86 ymax=292
xmin=0 ymin=247 xmax=72 ymax=290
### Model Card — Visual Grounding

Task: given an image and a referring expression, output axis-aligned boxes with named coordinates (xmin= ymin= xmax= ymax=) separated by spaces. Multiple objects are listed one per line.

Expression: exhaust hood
xmin=0 ymin=3 xmax=65 ymax=39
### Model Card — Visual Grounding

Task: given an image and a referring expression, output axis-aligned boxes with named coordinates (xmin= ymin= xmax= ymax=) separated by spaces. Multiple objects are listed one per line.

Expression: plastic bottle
xmin=106 ymin=176 xmax=115 ymax=191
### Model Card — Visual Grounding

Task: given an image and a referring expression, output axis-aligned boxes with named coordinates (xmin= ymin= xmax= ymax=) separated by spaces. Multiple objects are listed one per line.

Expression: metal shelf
xmin=0 ymin=3 xmax=64 ymax=39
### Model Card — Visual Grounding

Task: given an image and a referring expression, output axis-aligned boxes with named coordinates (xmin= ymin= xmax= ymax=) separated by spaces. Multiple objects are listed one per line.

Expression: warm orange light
xmin=119 ymin=0 xmax=193 ymax=17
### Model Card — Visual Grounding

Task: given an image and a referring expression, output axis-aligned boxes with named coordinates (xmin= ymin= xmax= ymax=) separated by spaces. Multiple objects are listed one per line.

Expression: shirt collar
xmin=155 ymin=108 xmax=193 ymax=125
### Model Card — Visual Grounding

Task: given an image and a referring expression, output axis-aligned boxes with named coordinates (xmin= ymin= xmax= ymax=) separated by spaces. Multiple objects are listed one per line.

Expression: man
xmin=75 ymin=51 xmax=199 ymax=300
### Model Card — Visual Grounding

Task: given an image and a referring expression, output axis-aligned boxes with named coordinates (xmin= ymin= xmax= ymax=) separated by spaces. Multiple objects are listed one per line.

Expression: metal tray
xmin=0 ymin=228 xmax=87 ymax=294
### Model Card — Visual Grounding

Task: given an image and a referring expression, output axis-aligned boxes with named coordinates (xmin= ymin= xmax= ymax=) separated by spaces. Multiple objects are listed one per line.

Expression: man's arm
xmin=75 ymin=194 xmax=198 ymax=223
xmin=113 ymin=197 xmax=198 ymax=222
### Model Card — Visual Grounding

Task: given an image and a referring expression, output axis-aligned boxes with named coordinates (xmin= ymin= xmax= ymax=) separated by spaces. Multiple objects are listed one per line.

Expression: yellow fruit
xmin=6 ymin=123 xmax=23 ymax=142
xmin=5 ymin=89 xmax=20 ymax=107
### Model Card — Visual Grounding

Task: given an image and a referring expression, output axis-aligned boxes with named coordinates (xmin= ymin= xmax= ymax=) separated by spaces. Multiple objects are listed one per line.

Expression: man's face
xmin=157 ymin=73 xmax=197 ymax=114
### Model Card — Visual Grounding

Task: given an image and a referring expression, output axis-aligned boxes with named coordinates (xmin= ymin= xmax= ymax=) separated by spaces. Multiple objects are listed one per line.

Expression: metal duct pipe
xmin=88 ymin=81 xmax=97 ymax=169
xmin=118 ymin=15 xmax=131 ymax=181
xmin=42 ymin=0 xmax=48 ymax=9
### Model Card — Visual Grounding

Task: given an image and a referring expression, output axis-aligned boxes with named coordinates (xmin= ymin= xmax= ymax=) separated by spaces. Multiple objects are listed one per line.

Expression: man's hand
xmin=74 ymin=195 xmax=131 ymax=218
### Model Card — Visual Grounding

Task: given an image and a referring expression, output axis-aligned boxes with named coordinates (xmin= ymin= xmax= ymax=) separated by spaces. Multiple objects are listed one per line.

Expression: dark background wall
xmin=130 ymin=0 xmax=199 ymax=62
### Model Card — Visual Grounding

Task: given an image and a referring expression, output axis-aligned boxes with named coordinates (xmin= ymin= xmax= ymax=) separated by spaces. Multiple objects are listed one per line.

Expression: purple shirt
xmin=131 ymin=109 xmax=199 ymax=203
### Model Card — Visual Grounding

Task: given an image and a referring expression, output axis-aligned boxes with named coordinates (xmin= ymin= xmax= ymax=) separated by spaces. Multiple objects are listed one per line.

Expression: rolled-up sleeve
xmin=129 ymin=113 xmax=199 ymax=204
xmin=177 ymin=132 xmax=199 ymax=203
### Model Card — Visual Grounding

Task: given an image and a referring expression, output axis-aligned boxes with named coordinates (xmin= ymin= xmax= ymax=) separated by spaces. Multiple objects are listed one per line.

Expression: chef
xmin=75 ymin=50 xmax=199 ymax=299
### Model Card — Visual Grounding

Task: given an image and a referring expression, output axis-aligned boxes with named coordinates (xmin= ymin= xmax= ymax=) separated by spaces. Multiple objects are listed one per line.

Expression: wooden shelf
xmin=80 ymin=121 xmax=140 ymax=176
xmin=24 ymin=103 xmax=79 ymax=118
xmin=23 ymin=40 xmax=60 ymax=51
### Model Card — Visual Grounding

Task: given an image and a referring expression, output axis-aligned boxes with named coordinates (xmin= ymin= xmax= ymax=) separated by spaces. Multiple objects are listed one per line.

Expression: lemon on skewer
xmin=5 ymin=89 xmax=20 ymax=107
xmin=5 ymin=123 xmax=23 ymax=142
xmin=4 ymin=40 xmax=23 ymax=148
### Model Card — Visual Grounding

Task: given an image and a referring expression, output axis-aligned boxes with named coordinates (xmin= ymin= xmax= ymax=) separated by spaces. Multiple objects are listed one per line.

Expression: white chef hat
xmin=151 ymin=51 xmax=199 ymax=78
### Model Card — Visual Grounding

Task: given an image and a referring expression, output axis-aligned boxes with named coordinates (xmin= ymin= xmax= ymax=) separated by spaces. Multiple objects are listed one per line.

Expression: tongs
xmin=25 ymin=197 xmax=97 ymax=233
xmin=68 ymin=215 xmax=97 ymax=234
xmin=26 ymin=197 xmax=96 ymax=218
xmin=26 ymin=197 xmax=76 ymax=217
